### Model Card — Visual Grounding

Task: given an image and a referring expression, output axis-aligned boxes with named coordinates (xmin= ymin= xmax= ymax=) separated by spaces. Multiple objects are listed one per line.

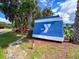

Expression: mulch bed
xmin=30 ymin=38 xmax=79 ymax=59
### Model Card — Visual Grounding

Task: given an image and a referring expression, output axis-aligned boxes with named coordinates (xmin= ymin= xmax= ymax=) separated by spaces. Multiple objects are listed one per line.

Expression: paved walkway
xmin=0 ymin=29 xmax=12 ymax=35
xmin=5 ymin=45 xmax=27 ymax=59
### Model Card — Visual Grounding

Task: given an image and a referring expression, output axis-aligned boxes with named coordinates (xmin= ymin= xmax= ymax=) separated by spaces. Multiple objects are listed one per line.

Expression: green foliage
xmin=43 ymin=7 xmax=53 ymax=16
xmin=64 ymin=24 xmax=74 ymax=39
xmin=20 ymin=0 xmax=37 ymax=13
xmin=0 ymin=0 xmax=38 ymax=29
xmin=4 ymin=24 xmax=12 ymax=28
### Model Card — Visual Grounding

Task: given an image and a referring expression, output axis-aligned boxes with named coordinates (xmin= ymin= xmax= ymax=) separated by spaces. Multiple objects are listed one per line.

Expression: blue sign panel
xmin=32 ymin=16 xmax=64 ymax=42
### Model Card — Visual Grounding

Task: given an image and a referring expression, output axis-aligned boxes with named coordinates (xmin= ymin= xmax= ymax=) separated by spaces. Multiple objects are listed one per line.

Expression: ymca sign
xmin=32 ymin=15 xmax=64 ymax=42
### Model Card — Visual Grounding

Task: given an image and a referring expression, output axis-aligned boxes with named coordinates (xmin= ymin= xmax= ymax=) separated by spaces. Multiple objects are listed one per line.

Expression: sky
xmin=37 ymin=0 xmax=77 ymax=24
xmin=0 ymin=12 xmax=5 ymax=18
xmin=0 ymin=0 xmax=78 ymax=24
xmin=0 ymin=11 xmax=11 ymax=24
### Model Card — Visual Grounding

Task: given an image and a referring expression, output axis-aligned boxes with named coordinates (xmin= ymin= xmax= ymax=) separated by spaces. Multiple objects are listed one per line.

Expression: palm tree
xmin=0 ymin=0 xmax=21 ymax=27
xmin=0 ymin=0 xmax=38 ymax=31
xmin=43 ymin=7 xmax=53 ymax=16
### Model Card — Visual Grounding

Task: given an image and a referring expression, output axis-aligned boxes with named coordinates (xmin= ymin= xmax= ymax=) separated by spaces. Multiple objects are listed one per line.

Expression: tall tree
xmin=0 ymin=0 xmax=21 ymax=28
xmin=19 ymin=0 xmax=37 ymax=30
xmin=43 ymin=7 xmax=53 ymax=16
xmin=0 ymin=0 xmax=38 ymax=31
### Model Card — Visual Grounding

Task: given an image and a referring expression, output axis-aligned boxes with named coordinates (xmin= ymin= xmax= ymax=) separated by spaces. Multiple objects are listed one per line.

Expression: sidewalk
xmin=0 ymin=28 xmax=12 ymax=35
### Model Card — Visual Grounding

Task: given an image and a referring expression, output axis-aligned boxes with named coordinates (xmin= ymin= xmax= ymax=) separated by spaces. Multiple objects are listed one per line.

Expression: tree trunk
xmin=71 ymin=0 xmax=79 ymax=44
xmin=27 ymin=12 xmax=33 ymax=38
xmin=27 ymin=13 xmax=33 ymax=30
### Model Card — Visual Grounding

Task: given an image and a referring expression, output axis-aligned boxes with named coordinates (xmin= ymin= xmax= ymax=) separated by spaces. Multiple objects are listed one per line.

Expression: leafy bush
xmin=64 ymin=24 xmax=74 ymax=40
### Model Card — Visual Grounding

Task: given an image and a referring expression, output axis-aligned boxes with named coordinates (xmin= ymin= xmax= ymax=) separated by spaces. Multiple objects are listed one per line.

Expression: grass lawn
xmin=0 ymin=31 xmax=79 ymax=59
xmin=20 ymin=40 xmax=79 ymax=59
xmin=20 ymin=41 xmax=62 ymax=59
xmin=66 ymin=45 xmax=79 ymax=59
xmin=0 ymin=31 xmax=22 ymax=59
xmin=4 ymin=24 xmax=13 ymax=28
xmin=0 ymin=48 xmax=5 ymax=59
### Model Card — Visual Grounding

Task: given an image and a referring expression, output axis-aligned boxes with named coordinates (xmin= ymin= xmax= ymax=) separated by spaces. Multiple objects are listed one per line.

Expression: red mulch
xmin=34 ymin=38 xmax=68 ymax=48
xmin=31 ymin=38 xmax=79 ymax=59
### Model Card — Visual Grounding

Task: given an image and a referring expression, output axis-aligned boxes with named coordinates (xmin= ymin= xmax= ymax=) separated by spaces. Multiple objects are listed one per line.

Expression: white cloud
xmin=60 ymin=0 xmax=77 ymax=13
xmin=40 ymin=0 xmax=47 ymax=3
xmin=38 ymin=0 xmax=77 ymax=24
xmin=52 ymin=7 xmax=59 ymax=13
xmin=0 ymin=17 xmax=11 ymax=24
xmin=56 ymin=0 xmax=77 ymax=24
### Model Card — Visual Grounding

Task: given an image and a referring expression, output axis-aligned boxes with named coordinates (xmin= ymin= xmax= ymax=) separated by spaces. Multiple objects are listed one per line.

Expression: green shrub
xmin=64 ymin=24 xmax=74 ymax=39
